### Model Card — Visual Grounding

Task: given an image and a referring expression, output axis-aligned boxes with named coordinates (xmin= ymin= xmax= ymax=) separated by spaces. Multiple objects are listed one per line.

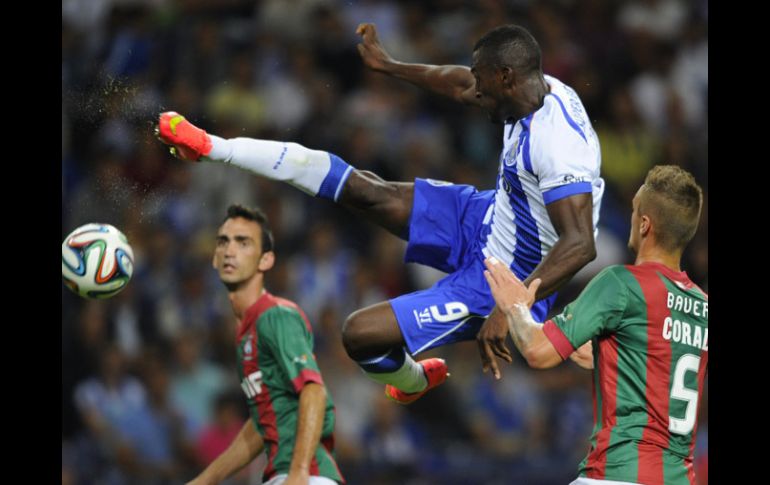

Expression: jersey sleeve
xmin=543 ymin=266 xmax=628 ymax=360
xmin=258 ymin=306 xmax=324 ymax=394
xmin=530 ymin=95 xmax=598 ymax=204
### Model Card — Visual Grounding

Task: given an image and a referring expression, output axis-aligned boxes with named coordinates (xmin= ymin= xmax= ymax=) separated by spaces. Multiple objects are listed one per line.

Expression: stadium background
xmin=61 ymin=0 xmax=708 ymax=484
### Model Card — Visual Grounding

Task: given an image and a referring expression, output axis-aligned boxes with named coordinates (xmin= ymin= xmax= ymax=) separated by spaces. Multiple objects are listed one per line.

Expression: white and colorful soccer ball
xmin=61 ymin=223 xmax=134 ymax=299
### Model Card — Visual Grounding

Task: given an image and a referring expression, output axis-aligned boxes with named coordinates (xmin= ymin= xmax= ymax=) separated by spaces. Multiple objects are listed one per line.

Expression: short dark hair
xmin=223 ymin=204 xmax=274 ymax=253
xmin=639 ymin=165 xmax=703 ymax=252
xmin=473 ymin=25 xmax=542 ymax=76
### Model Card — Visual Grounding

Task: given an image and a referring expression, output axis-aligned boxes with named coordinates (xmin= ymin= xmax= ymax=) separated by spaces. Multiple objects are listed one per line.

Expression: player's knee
xmin=342 ymin=310 xmax=371 ymax=360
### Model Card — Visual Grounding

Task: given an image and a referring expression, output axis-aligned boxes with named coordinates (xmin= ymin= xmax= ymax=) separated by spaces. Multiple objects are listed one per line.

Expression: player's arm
xmin=524 ymin=192 xmax=596 ymax=298
xmin=356 ymin=23 xmax=480 ymax=107
xmin=483 ymin=258 xmax=563 ymax=369
xmin=485 ymin=260 xmax=628 ymax=370
xmin=187 ymin=420 xmax=264 ymax=485
xmin=477 ymin=193 xmax=595 ymax=377
xmin=259 ymin=307 xmax=329 ymax=484
xmin=569 ymin=340 xmax=594 ymax=370
xmin=285 ymin=383 xmax=327 ymax=485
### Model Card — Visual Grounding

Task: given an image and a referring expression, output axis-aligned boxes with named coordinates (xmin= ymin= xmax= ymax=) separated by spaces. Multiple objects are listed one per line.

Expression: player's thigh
xmin=404 ymin=178 xmax=491 ymax=273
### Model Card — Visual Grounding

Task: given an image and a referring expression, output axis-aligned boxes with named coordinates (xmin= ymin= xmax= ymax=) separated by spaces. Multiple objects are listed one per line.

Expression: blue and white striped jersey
xmin=479 ymin=75 xmax=604 ymax=279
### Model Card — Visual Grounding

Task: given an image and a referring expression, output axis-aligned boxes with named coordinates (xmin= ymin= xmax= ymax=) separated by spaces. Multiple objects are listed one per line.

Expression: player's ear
xmin=640 ymin=215 xmax=651 ymax=238
xmin=499 ymin=66 xmax=514 ymax=85
xmin=258 ymin=251 xmax=275 ymax=272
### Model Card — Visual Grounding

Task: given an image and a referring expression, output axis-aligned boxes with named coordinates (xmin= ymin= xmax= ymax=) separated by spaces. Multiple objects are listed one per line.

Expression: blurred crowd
xmin=62 ymin=1 xmax=708 ymax=484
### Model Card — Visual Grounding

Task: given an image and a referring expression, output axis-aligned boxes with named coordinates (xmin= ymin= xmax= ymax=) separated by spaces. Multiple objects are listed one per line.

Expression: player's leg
xmin=339 ymin=180 xmax=491 ymax=402
xmin=341 ymin=178 xmax=499 ymax=403
xmin=341 ymin=301 xmax=404 ymax=360
xmin=337 ymin=170 xmax=414 ymax=239
xmin=342 ymin=300 xmax=449 ymax=402
xmin=156 ymin=112 xmax=414 ymax=239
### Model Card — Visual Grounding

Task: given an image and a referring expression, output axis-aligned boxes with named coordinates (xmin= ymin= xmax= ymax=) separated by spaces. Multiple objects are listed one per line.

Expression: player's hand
xmin=185 ymin=473 xmax=215 ymax=485
xmin=283 ymin=469 xmax=310 ymax=485
xmin=483 ymin=257 xmax=541 ymax=312
xmin=477 ymin=307 xmax=512 ymax=380
xmin=569 ymin=341 xmax=594 ymax=370
xmin=356 ymin=23 xmax=394 ymax=72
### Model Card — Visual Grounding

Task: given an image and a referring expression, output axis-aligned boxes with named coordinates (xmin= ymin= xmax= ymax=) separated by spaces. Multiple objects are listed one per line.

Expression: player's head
xmin=213 ymin=204 xmax=275 ymax=290
xmin=628 ymin=165 xmax=703 ymax=255
xmin=471 ymin=25 xmax=543 ymax=123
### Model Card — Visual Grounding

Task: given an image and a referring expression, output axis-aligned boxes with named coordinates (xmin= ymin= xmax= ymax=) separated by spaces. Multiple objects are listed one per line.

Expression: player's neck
xmin=517 ymin=76 xmax=549 ymax=119
xmin=228 ymin=276 xmax=266 ymax=320
xmin=635 ymin=243 xmax=682 ymax=272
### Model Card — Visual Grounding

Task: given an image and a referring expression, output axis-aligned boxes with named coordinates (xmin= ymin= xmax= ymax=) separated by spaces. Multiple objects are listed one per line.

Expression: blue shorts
xmin=391 ymin=178 xmax=557 ymax=355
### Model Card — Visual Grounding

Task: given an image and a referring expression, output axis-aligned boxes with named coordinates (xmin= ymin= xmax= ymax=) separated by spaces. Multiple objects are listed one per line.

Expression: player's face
xmin=628 ymin=190 xmax=642 ymax=254
xmin=471 ymin=54 xmax=510 ymax=124
xmin=213 ymin=217 xmax=266 ymax=287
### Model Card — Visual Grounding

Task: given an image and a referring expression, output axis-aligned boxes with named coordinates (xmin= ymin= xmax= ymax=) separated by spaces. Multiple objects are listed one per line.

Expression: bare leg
xmin=342 ymin=301 xmax=429 ymax=394
xmin=342 ymin=301 xmax=405 ymax=360
xmin=195 ymin=131 xmax=416 ymax=241
xmin=181 ymin=132 xmax=432 ymax=392
xmin=337 ymin=170 xmax=415 ymax=240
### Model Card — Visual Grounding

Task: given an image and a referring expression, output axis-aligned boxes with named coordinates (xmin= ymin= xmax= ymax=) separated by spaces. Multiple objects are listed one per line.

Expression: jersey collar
xmin=638 ymin=261 xmax=693 ymax=288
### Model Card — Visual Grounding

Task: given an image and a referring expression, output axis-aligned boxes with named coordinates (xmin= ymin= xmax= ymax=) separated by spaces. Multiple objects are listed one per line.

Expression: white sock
xmin=204 ymin=135 xmax=353 ymax=201
xmin=359 ymin=351 xmax=428 ymax=393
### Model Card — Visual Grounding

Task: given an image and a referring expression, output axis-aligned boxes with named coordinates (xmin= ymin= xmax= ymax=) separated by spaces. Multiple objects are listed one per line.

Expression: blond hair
xmin=639 ymin=165 xmax=703 ymax=252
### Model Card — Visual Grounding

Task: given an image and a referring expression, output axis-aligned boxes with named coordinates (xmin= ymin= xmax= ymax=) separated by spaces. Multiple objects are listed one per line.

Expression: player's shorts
xmin=263 ymin=474 xmax=339 ymax=485
xmin=390 ymin=178 xmax=557 ymax=355
xmin=568 ymin=478 xmax=641 ymax=485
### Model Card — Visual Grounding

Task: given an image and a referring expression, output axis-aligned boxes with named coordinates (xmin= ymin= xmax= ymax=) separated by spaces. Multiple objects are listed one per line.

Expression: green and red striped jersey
xmin=236 ymin=291 xmax=344 ymax=484
xmin=543 ymin=262 xmax=708 ymax=485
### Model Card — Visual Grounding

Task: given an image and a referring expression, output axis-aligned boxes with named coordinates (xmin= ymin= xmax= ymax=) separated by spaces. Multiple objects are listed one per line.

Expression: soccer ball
xmin=61 ymin=223 xmax=135 ymax=299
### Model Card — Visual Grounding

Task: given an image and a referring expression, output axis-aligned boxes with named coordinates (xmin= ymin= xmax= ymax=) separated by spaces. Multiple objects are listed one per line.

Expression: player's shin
xmin=205 ymin=136 xmax=354 ymax=201
xmin=357 ymin=347 xmax=427 ymax=393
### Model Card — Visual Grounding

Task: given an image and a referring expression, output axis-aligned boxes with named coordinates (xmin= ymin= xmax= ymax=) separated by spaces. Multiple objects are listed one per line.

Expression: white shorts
xmin=569 ymin=478 xmax=641 ymax=485
xmin=263 ymin=474 xmax=339 ymax=485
